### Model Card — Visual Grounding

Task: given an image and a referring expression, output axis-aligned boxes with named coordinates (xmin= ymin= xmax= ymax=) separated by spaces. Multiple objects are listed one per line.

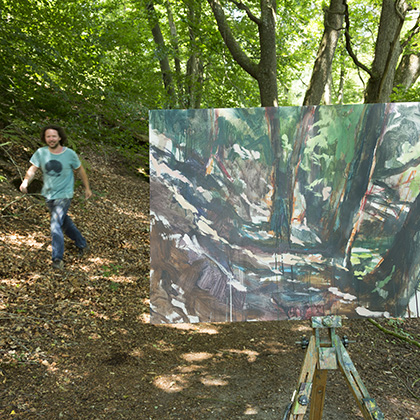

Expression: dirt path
xmin=1 ymin=143 xmax=419 ymax=419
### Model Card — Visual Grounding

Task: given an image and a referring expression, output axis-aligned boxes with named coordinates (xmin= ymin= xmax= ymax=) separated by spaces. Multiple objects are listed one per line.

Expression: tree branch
xmin=376 ymin=154 xmax=420 ymax=178
xmin=401 ymin=14 xmax=420 ymax=50
xmin=343 ymin=0 xmax=372 ymax=76
xmin=368 ymin=318 xmax=420 ymax=349
xmin=228 ymin=0 xmax=261 ymax=25
xmin=207 ymin=0 xmax=259 ymax=78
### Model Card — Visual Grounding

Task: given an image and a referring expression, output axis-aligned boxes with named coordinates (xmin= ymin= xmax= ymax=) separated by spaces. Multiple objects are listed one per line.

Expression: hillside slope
xmin=0 ymin=141 xmax=419 ymax=419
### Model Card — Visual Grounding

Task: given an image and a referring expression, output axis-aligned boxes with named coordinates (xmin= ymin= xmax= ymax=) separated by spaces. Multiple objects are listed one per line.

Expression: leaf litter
xmin=0 ymin=142 xmax=419 ymax=419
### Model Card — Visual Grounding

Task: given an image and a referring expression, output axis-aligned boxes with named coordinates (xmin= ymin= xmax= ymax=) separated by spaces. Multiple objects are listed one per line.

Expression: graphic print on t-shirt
xmin=45 ymin=160 xmax=62 ymax=177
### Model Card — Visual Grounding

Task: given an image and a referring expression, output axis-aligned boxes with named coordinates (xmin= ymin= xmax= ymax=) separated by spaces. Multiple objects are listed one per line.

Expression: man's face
xmin=45 ymin=129 xmax=61 ymax=150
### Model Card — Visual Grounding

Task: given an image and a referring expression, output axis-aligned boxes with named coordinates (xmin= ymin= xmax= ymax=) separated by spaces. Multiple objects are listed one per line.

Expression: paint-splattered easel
xmin=284 ymin=315 xmax=384 ymax=420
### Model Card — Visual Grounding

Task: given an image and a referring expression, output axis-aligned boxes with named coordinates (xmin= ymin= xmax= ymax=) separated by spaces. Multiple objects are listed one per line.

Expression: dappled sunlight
xmin=182 ymin=351 xmax=213 ymax=362
xmin=1 ymin=231 xmax=47 ymax=249
xmin=138 ymin=313 xmax=150 ymax=323
xmin=85 ymin=256 xmax=114 ymax=267
xmin=220 ymin=348 xmax=259 ymax=362
xmin=176 ymin=363 xmax=203 ymax=373
xmin=244 ymin=405 xmax=259 ymax=415
xmin=153 ymin=374 xmax=189 ymax=393
xmin=200 ymin=375 xmax=229 ymax=386
xmin=261 ymin=340 xmax=290 ymax=354
xmin=89 ymin=310 xmax=110 ymax=321
xmin=290 ymin=322 xmax=312 ymax=333
xmin=385 ymin=396 xmax=420 ymax=417
xmin=165 ymin=322 xmax=220 ymax=335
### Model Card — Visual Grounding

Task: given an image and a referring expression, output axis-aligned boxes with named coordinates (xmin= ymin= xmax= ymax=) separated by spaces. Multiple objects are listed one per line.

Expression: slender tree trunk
xmin=186 ymin=0 xmax=204 ymax=108
xmin=207 ymin=0 xmax=278 ymax=107
xmin=364 ymin=0 xmax=410 ymax=103
xmin=267 ymin=107 xmax=290 ymax=242
xmin=287 ymin=106 xmax=316 ymax=225
xmin=146 ymin=1 xmax=177 ymax=107
xmin=303 ymin=0 xmax=346 ymax=106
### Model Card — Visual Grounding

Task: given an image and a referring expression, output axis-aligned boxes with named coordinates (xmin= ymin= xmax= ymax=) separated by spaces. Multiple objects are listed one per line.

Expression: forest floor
xmin=1 ymin=142 xmax=420 ymax=420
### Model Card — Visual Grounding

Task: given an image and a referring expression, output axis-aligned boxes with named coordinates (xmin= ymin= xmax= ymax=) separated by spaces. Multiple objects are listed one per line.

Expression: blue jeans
xmin=46 ymin=198 xmax=86 ymax=261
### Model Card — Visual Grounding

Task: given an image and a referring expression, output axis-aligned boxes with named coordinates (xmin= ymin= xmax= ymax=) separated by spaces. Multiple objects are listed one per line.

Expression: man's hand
xmin=20 ymin=164 xmax=38 ymax=194
xmin=20 ymin=179 xmax=29 ymax=194
xmin=85 ymin=187 xmax=92 ymax=200
xmin=75 ymin=165 xmax=92 ymax=200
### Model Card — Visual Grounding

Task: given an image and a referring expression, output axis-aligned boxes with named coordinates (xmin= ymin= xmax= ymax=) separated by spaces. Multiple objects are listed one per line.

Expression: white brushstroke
xmin=196 ymin=216 xmax=228 ymax=244
xmin=322 ymin=186 xmax=331 ymax=201
xmin=170 ymin=298 xmax=204 ymax=323
xmin=170 ymin=186 xmax=199 ymax=214
xmin=239 ymin=193 xmax=270 ymax=224
xmin=151 ymin=155 xmax=192 ymax=187
xmin=260 ymin=275 xmax=283 ymax=282
xmin=407 ymin=290 xmax=420 ymax=317
xmin=233 ymin=144 xmax=260 ymax=160
xmin=171 ymin=298 xmax=188 ymax=313
xmin=196 ymin=186 xmax=213 ymax=201
xmin=167 ymin=311 xmax=183 ymax=323
xmin=356 ymin=307 xmax=390 ymax=318
xmin=228 ymin=279 xmax=247 ymax=292
xmin=150 ymin=130 xmax=181 ymax=160
xmin=150 ymin=211 xmax=171 ymax=228
xmin=329 ymin=287 xmax=357 ymax=301
xmin=352 ymin=247 xmax=372 ymax=253
xmin=172 ymin=283 xmax=185 ymax=296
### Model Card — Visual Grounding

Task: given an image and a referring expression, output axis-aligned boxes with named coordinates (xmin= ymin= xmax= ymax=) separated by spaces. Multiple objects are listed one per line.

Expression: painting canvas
xmin=149 ymin=103 xmax=420 ymax=324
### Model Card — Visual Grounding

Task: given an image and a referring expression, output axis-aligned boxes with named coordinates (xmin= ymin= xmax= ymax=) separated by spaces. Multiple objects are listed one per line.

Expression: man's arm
xmin=75 ymin=165 xmax=92 ymax=199
xmin=20 ymin=164 xmax=39 ymax=194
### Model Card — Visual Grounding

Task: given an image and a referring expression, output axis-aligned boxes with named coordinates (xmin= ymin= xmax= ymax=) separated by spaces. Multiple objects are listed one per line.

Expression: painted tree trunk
xmin=362 ymin=191 xmax=420 ymax=316
xmin=328 ymin=104 xmax=386 ymax=261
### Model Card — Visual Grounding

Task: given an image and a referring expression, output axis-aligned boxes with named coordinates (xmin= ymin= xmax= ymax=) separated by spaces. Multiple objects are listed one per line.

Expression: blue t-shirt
xmin=30 ymin=147 xmax=81 ymax=200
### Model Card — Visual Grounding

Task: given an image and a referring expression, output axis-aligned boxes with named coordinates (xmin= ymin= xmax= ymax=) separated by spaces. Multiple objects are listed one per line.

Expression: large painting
xmin=149 ymin=104 xmax=420 ymax=324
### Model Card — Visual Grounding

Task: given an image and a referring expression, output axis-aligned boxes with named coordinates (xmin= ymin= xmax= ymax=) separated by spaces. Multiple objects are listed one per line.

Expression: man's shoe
xmin=78 ymin=244 xmax=90 ymax=257
xmin=52 ymin=259 xmax=64 ymax=269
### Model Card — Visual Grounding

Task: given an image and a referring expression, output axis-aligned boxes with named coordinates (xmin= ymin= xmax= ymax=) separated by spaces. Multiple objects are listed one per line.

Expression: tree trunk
xmin=146 ymin=1 xmax=177 ymax=107
xmin=303 ymin=0 xmax=346 ymax=106
xmin=256 ymin=0 xmax=278 ymax=107
xmin=393 ymin=52 xmax=420 ymax=91
xmin=207 ymin=0 xmax=278 ymax=107
xmin=364 ymin=0 xmax=410 ymax=103
xmin=185 ymin=0 xmax=204 ymax=108
xmin=362 ymin=192 xmax=420 ymax=316
xmin=267 ymin=107 xmax=290 ymax=242
xmin=328 ymin=103 xmax=387 ymax=260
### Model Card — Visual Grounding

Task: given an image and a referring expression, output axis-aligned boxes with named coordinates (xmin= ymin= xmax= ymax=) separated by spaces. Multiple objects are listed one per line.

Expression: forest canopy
xmin=0 ymin=0 xmax=420 ymax=144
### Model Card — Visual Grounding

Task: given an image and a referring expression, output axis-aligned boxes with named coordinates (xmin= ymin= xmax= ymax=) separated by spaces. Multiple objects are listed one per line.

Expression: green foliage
xmin=386 ymin=318 xmax=416 ymax=341
xmin=102 ymin=263 xmax=122 ymax=278
xmin=1 ymin=0 xmax=419 ymax=157
xmin=0 ymin=0 xmax=149 ymax=156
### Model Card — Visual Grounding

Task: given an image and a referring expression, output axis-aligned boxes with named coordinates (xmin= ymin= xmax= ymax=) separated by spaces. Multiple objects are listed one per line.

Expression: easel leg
xmin=309 ymin=369 xmax=328 ymax=420
xmin=334 ymin=336 xmax=384 ymax=420
xmin=287 ymin=336 xmax=317 ymax=419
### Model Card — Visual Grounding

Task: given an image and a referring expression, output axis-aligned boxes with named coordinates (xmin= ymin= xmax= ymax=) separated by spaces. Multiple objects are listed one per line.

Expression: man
xmin=20 ymin=125 xmax=92 ymax=269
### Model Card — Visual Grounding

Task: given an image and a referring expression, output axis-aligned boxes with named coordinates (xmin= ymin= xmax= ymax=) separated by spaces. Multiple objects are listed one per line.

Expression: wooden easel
xmin=284 ymin=316 xmax=384 ymax=420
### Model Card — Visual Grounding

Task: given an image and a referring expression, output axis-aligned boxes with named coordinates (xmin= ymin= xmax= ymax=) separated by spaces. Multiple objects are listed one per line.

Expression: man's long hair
xmin=41 ymin=125 xmax=67 ymax=146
